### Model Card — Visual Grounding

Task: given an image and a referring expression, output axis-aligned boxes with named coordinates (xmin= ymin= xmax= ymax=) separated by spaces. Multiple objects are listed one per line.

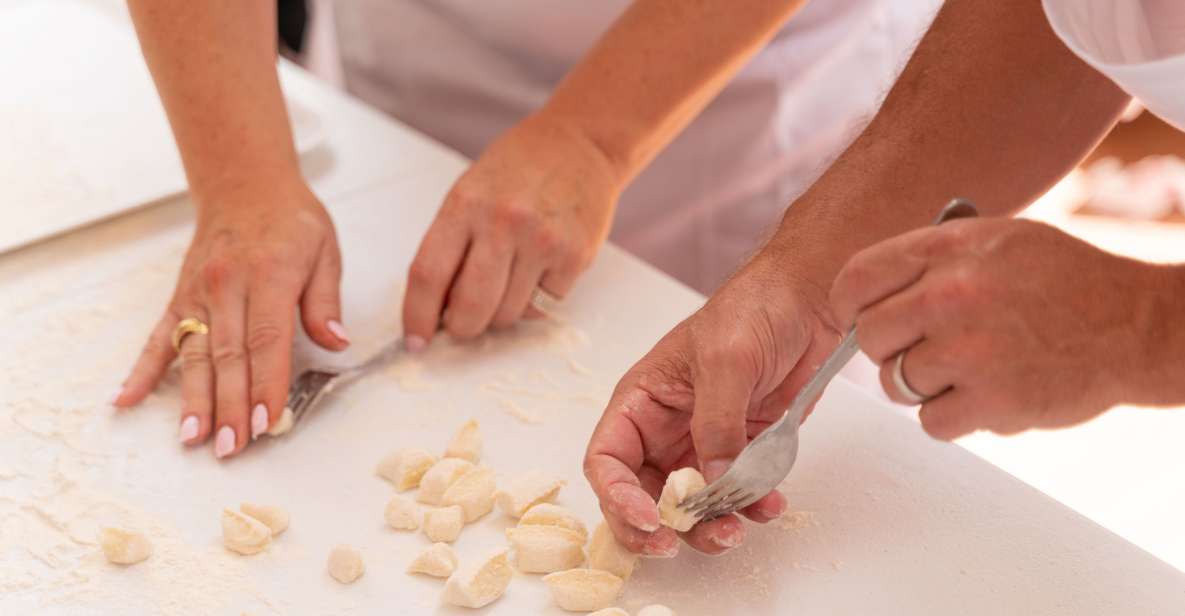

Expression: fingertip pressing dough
xmin=407 ymin=542 xmax=458 ymax=578
xmin=542 ymin=568 xmax=624 ymax=612
xmin=637 ymin=606 xmax=677 ymax=616
xmin=587 ymin=521 xmax=639 ymax=581
xmin=519 ymin=503 xmax=588 ymax=540
xmin=99 ymin=527 xmax=152 ymax=565
xmin=384 ymin=495 xmax=420 ymax=531
xmin=657 ymin=467 xmax=706 ymax=532
xmin=444 ymin=418 xmax=482 ymax=462
xmin=442 ymin=466 xmax=496 ymax=522
xmin=505 ymin=525 xmax=586 ymax=573
xmin=418 ymin=458 xmax=476 ymax=505
xmin=327 ymin=545 xmax=365 ymax=584
xmin=377 ymin=448 xmax=438 ymax=491
xmin=443 ymin=548 xmax=513 ymax=608
xmin=495 ymin=470 xmax=566 ymax=518
xmin=265 ymin=407 xmax=294 ymax=436
xmin=239 ymin=503 xmax=289 ymax=535
xmin=221 ymin=507 xmax=272 ymax=555
xmin=423 ymin=505 xmax=465 ymax=543
xmin=589 ymin=609 xmax=630 ymax=616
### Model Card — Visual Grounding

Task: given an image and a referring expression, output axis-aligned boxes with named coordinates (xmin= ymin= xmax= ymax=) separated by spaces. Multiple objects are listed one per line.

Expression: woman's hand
xmin=112 ymin=180 xmax=348 ymax=458
xmin=583 ymin=248 xmax=843 ymax=556
xmin=401 ymin=114 xmax=622 ymax=349
xmin=830 ymin=218 xmax=1184 ymax=440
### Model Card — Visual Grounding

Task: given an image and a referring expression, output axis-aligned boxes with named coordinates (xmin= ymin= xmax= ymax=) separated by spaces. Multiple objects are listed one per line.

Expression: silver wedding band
xmin=529 ymin=287 xmax=562 ymax=315
xmin=892 ymin=349 xmax=929 ymax=405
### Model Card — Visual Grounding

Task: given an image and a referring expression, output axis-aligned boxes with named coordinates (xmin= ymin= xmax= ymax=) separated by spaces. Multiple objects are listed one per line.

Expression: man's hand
xmin=584 ymin=250 xmax=842 ymax=556
xmin=831 ymin=218 xmax=1182 ymax=439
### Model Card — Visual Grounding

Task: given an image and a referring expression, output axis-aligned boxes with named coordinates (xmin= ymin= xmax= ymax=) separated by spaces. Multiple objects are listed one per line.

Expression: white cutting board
xmin=0 ymin=0 xmax=323 ymax=255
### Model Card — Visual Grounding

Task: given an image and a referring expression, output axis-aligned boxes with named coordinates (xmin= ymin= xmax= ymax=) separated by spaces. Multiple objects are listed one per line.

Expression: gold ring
xmin=172 ymin=317 xmax=209 ymax=352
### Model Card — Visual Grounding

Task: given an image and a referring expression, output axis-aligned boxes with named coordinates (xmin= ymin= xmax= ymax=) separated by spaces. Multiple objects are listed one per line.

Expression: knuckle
xmin=493 ymin=201 xmax=533 ymax=230
xmin=179 ymin=347 xmax=211 ymax=368
xmin=210 ymin=345 xmax=247 ymax=366
xmin=408 ymin=257 xmax=443 ymax=288
xmin=245 ymin=322 xmax=285 ymax=353
xmin=200 ymin=256 xmax=233 ymax=291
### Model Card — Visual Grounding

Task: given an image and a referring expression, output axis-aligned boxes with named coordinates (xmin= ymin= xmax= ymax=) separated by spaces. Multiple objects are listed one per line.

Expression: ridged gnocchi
xmin=442 ymin=466 xmax=496 ymax=522
xmin=418 ymin=458 xmax=476 ymax=506
xmin=657 ymin=467 xmax=706 ymax=532
xmin=443 ymin=548 xmax=513 ymax=608
xmin=408 ymin=542 xmax=458 ymax=578
xmin=221 ymin=507 xmax=272 ymax=555
xmin=99 ymin=527 xmax=152 ymax=565
xmin=542 ymin=568 xmax=624 ymax=612
xmin=376 ymin=448 xmax=438 ymax=492
xmin=506 ymin=525 xmax=587 ymax=573
xmin=495 ymin=470 xmax=566 ymax=518
xmin=587 ymin=521 xmax=639 ymax=581
xmin=444 ymin=418 xmax=482 ymax=462
xmin=424 ymin=505 xmax=465 ymax=543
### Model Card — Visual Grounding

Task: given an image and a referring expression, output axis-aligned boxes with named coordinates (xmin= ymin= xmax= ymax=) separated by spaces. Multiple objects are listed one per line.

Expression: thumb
xmin=300 ymin=238 xmax=348 ymax=351
xmin=690 ymin=345 xmax=758 ymax=482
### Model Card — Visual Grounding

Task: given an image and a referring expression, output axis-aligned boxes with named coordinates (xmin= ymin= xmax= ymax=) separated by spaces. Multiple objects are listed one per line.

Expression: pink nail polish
xmin=404 ymin=335 xmax=426 ymax=353
xmin=250 ymin=404 xmax=269 ymax=440
xmin=327 ymin=320 xmax=350 ymax=343
xmin=214 ymin=426 xmax=236 ymax=458
xmin=179 ymin=416 xmax=200 ymax=443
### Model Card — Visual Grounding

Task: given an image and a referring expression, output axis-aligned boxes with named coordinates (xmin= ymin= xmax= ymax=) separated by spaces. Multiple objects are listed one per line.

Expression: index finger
xmin=829 ymin=226 xmax=940 ymax=328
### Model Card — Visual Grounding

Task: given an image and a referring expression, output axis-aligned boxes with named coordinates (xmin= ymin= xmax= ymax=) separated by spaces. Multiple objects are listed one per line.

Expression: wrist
xmin=1124 ymin=263 xmax=1185 ymax=407
xmin=529 ymin=106 xmax=633 ymax=190
xmin=189 ymin=162 xmax=309 ymax=215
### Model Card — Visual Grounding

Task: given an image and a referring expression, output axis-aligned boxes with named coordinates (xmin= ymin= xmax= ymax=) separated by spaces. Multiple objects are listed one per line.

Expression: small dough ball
xmin=519 ymin=503 xmax=588 ymax=540
xmin=495 ymin=470 xmax=566 ymax=518
xmin=417 ymin=458 xmax=475 ymax=505
xmin=221 ymin=507 xmax=272 ymax=555
xmin=506 ymin=525 xmax=586 ymax=573
xmin=587 ymin=521 xmax=639 ymax=581
xmin=407 ymin=542 xmax=458 ymax=578
xmin=327 ymin=545 xmax=365 ymax=584
xmin=443 ymin=548 xmax=513 ymax=608
xmin=444 ymin=418 xmax=482 ymax=462
xmin=442 ymin=466 xmax=496 ymax=522
xmin=376 ymin=448 xmax=437 ymax=492
xmin=590 ymin=609 xmax=630 ymax=616
xmin=637 ymin=606 xmax=676 ymax=616
xmin=99 ymin=527 xmax=152 ymax=565
xmin=542 ymin=568 xmax=624 ymax=612
xmin=384 ymin=495 xmax=420 ymax=531
xmin=423 ymin=505 xmax=465 ymax=543
xmin=239 ymin=503 xmax=289 ymax=536
xmin=265 ymin=407 xmax=294 ymax=436
xmin=658 ymin=467 xmax=706 ymax=532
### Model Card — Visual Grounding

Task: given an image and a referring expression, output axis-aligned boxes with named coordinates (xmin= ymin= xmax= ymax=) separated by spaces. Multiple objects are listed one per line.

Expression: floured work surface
xmin=2 ymin=135 xmax=1184 ymax=616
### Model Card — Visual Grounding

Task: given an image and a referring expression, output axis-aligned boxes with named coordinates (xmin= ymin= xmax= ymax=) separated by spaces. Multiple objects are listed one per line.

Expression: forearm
xmin=128 ymin=0 xmax=300 ymax=206
xmin=538 ymin=0 xmax=806 ymax=183
xmin=768 ymin=0 xmax=1131 ymax=289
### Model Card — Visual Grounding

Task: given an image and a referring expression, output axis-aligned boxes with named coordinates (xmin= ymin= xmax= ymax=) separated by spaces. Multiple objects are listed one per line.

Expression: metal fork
xmin=680 ymin=198 xmax=979 ymax=521
xmin=280 ymin=337 xmax=409 ymax=434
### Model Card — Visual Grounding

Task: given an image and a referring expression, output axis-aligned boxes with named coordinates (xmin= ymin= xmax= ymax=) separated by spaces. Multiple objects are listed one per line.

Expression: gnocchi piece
xmin=444 ymin=418 xmax=482 ymax=462
xmin=542 ymin=568 xmax=624 ymax=612
xmin=587 ymin=521 xmax=639 ymax=581
xmin=327 ymin=545 xmax=365 ymax=584
xmin=265 ymin=406 xmax=294 ymax=436
xmin=221 ymin=507 xmax=272 ymax=555
xmin=423 ymin=505 xmax=465 ymax=543
xmin=417 ymin=458 xmax=476 ymax=506
xmin=442 ymin=466 xmax=496 ymax=522
xmin=99 ymin=527 xmax=152 ymax=565
xmin=589 ymin=609 xmax=629 ymax=616
xmin=442 ymin=548 xmax=513 ymax=608
xmin=239 ymin=503 xmax=289 ymax=536
xmin=637 ymin=606 xmax=676 ymax=616
xmin=506 ymin=525 xmax=586 ymax=573
xmin=519 ymin=503 xmax=588 ymax=540
xmin=657 ymin=467 xmax=706 ymax=532
xmin=376 ymin=448 xmax=438 ymax=492
xmin=384 ymin=495 xmax=420 ymax=531
xmin=495 ymin=470 xmax=566 ymax=518
xmin=408 ymin=542 xmax=458 ymax=578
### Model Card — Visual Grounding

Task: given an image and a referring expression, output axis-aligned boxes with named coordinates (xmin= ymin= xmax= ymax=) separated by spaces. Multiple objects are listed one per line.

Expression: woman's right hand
xmin=111 ymin=180 xmax=349 ymax=458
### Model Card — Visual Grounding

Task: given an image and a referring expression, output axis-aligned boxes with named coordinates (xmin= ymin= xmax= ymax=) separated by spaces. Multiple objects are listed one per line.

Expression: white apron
xmin=1043 ymin=0 xmax=1185 ymax=131
xmin=333 ymin=1 xmax=942 ymax=292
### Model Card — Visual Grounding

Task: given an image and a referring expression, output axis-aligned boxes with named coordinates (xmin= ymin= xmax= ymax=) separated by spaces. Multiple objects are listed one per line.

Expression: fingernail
xmin=178 ymin=416 xmax=200 ymax=443
xmin=327 ymin=320 xmax=350 ymax=344
xmin=250 ymin=404 xmax=268 ymax=440
xmin=108 ymin=387 xmax=124 ymax=407
xmin=608 ymin=484 xmax=660 ymax=532
xmin=710 ymin=518 xmax=745 ymax=549
xmin=404 ymin=335 xmax=426 ymax=353
xmin=702 ymin=459 xmax=733 ymax=483
xmin=643 ymin=533 xmax=679 ymax=558
xmin=214 ymin=426 xmax=236 ymax=458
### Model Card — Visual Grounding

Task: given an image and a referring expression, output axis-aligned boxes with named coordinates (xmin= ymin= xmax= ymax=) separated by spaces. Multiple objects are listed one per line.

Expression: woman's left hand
xmin=830 ymin=217 xmax=1182 ymax=440
xmin=401 ymin=114 xmax=622 ymax=349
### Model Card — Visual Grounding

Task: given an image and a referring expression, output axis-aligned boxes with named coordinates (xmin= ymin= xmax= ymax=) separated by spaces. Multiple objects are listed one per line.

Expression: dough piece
xmin=506 ymin=525 xmax=586 ymax=573
xmin=266 ymin=407 xmax=294 ymax=436
xmin=376 ymin=448 xmax=438 ymax=492
xmin=99 ymin=527 xmax=152 ymax=565
xmin=239 ymin=503 xmax=289 ymax=535
xmin=417 ymin=458 xmax=476 ymax=505
xmin=590 ymin=609 xmax=629 ymax=616
xmin=657 ymin=467 xmax=706 ymax=532
xmin=519 ymin=503 xmax=588 ymax=540
xmin=407 ymin=542 xmax=458 ymax=578
xmin=423 ymin=505 xmax=465 ymax=543
xmin=442 ymin=548 xmax=513 ymax=608
xmin=442 ymin=466 xmax=496 ymax=522
xmin=542 ymin=568 xmax=624 ymax=612
xmin=637 ymin=606 xmax=676 ymax=616
xmin=444 ymin=418 xmax=482 ymax=462
xmin=587 ymin=521 xmax=639 ymax=581
xmin=327 ymin=545 xmax=365 ymax=584
xmin=221 ymin=507 xmax=272 ymax=555
xmin=384 ymin=495 xmax=420 ymax=531
xmin=495 ymin=470 xmax=566 ymax=518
